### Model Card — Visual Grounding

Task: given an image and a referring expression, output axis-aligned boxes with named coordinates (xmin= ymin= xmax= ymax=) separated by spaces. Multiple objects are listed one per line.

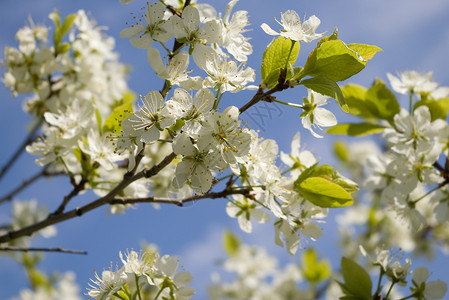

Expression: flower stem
xmin=272 ymin=98 xmax=303 ymax=109
xmin=375 ymin=269 xmax=385 ymax=296
xmin=135 ymin=274 xmax=143 ymax=300
xmin=153 ymin=286 xmax=166 ymax=300
xmin=385 ymin=280 xmax=397 ymax=298
xmin=412 ymin=185 xmax=441 ymax=205
xmin=158 ymin=41 xmax=172 ymax=55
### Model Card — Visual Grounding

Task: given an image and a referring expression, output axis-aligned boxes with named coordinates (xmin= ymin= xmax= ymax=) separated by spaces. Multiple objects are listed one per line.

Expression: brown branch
xmin=239 ymin=81 xmax=290 ymax=114
xmin=0 ymin=246 xmax=87 ymax=255
xmin=53 ymin=177 xmax=88 ymax=215
xmin=110 ymin=187 xmax=252 ymax=207
xmin=0 ymin=152 xmax=177 ymax=244
xmin=0 ymin=117 xmax=43 ymax=182
xmin=0 ymin=167 xmax=65 ymax=205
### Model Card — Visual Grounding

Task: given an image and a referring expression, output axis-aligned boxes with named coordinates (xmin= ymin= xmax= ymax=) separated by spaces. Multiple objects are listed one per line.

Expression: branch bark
xmin=0 ymin=152 xmax=177 ymax=244
xmin=0 ymin=117 xmax=43 ymax=182
xmin=0 ymin=246 xmax=87 ymax=255
xmin=0 ymin=167 xmax=66 ymax=205
xmin=111 ymin=188 xmax=252 ymax=207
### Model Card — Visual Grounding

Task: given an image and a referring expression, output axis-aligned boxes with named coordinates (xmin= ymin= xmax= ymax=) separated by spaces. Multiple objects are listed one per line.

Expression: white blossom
xmin=300 ymin=89 xmax=337 ymax=138
xmin=261 ymin=11 xmax=324 ymax=43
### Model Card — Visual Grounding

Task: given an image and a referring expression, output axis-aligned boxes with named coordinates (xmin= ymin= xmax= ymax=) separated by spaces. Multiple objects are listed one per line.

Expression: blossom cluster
xmin=3 ymin=0 xmax=448 ymax=299
xmin=335 ymin=71 xmax=449 ymax=260
xmin=87 ymin=248 xmax=194 ymax=300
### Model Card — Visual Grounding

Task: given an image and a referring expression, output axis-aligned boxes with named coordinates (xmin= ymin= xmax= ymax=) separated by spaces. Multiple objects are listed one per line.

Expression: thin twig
xmin=0 ymin=167 xmax=65 ymax=205
xmin=110 ymin=187 xmax=252 ymax=207
xmin=0 ymin=246 xmax=87 ymax=255
xmin=0 ymin=117 xmax=43 ymax=182
xmin=0 ymin=152 xmax=176 ymax=244
xmin=53 ymin=177 xmax=88 ymax=215
xmin=239 ymin=81 xmax=290 ymax=114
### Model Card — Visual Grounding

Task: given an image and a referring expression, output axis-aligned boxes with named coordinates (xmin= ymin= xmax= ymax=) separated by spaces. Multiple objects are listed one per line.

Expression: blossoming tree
xmin=1 ymin=0 xmax=448 ymax=299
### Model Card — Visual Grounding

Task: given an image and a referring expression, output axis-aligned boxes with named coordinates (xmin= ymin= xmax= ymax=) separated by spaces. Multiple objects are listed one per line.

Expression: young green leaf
xmin=334 ymin=140 xmax=349 ymax=162
xmin=340 ymin=257 xmax=372 ymax=300
xmin=414 ymin=98 xmax=449 ymax=121
xmin=327 ymin=123 xmax=385 ymax=136
xmin=302 ymin=248 xmax=331 ymax=283
xmin=60 ymin=14 xmax=77 ymax=37
xmin=102 ymin=93 xmax=134 ymax=134
xmin=303 ymin=40 xmax=381 ymax=82
xmin=365 ymin=79 xmax=400 ymax=122
xmin=317 ymin=27 xmax=338 ymax=48
xmin=223 ymin=231 xmax=240 ymax=257
xmin=261 ymin=36 xmax=300 ymax=89
xmin=300 ymin=77 xmax=347 ymax=112
xmin=297 ymin=177 xmax=354 ymax=208
xmin=346 ymin=43 xmax=383 ymax=61
xmin=341 ymin=84 xmax=376 ymax=118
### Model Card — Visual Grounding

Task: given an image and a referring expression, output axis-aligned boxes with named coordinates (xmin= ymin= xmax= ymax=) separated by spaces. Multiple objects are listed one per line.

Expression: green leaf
xmin=223 ymin=231 xmax=240 ymax=257
xmin=60 ymin=14 xmax=77 ymax=37
xmin=414 ymin=97 xmax=449 ymax=121
xmin=341 ymin=84 xmax=375 ymax=118
xmin=340 ymin=257 xmax=372 ymax=299
xmin=300 ymin=77 xmax=348 ymax=112
xmin=57 ymin=43 xmax=71 ymax=54
xmin=317 ymin=27 xmax=338 ymax=48
xmin=303 ymin=40 xmax=381 ymax=82
xmin=103 ymin=93 xmax=134 ymax=134
xmin=365 ymin=79 xmax=400 ymax=122
xmin=334 ymin=140 xmax=349 ymax=162
xmin=49 ymin=9 xmax=61 ymax=28
xmin=327 ymin=123 xmax=385 ymax=136
xmin=49 ymin=9 xmax=62 ymax=47
xmin=293 ymin=162 xmax=319 ymax=186
xmin=297 ymin=177 xmax=354 ymax=208
xmin=302 ymin=248 xmax=331 ymax=283
xmin=261 ymin=36 xmax=300 ymax=89
xmin=347 ymin=43 xmax=383 ymax=61
xmin=95 ymin=108 xmax=102 ymax=135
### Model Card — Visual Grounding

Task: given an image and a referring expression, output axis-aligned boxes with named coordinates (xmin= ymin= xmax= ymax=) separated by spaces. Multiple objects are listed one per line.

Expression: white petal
xmin=261 ymin=23 xmax=279 ymax=36
xmin=425 ymin=281 xmax=448 ymax=299
xmin=147 ymin=48 xmax=169 ymax=78
xmin=251 ymin=208 xmax=270 ymax=223
xmin=120 ymin=25 xmax=146 ymax=38
xmin=313 ymin=107 xmax=337 ymax=127
xmin=174 ymin=272 xmax=193 ymax=286
xmin=145 ymin=2 xmax=165 ymax=25
xmin=182 ymin=5 xmax=200 ymax=33
xmin=140 ymin=125 xmax=160 ymax=144
xmin=238 ymin=215 xmax=252 ymax=233
xmin=285 ymin=232 xmax=300 ymax=255
xmin=173 ymin=160 xmax=194 ymax=189
xmin=302 ymin=222 xmax=323 ymax=239
xmin=225 ymin=202 xmax=240 ymax=217
xmin=191 ymin=163 xmax=213 ymax=193
xmin=173 ymin=133 xmax=196 ymax=156
xmin=130 ymin=32 xmax=153 ymax=49
xmin=157 ymin=255 xmax=179 ymax=277
xmin=412 ymin=267 xmax=429 ymax=285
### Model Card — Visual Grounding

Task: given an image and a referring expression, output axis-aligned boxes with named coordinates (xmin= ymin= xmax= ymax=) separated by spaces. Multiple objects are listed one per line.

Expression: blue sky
xmin=1 ymin=0 xmax=449 ymax=299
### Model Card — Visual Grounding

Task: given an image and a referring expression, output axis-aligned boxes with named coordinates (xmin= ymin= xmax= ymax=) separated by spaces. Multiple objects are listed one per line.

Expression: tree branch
xmin=0 ymin=117 xmax=43 ymax=182
xmin=53 ymin=177 xmax=88 ymax=215
xmin=110 ymin=187 xmax=252 ymax=207
xmin=0 ymin=152 xmax=177 ymax=244
xmin=0 ymin=167 xmax=65 ymax=205
xmin=239 ymin=80 xmax=290 ymax=114
xmin=0 ymin=246 xmax=87 ymax=255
